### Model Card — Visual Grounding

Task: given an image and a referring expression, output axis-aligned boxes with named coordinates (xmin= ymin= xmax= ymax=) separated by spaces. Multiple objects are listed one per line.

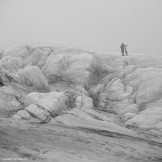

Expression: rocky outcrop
xmin=42 ymin=52 xmax=98 ymax=87
xmin=3 ymin=46 xmax=32 ymax=59
xmin=92 ymin=54 xmax=162 ymax=133
xmin=125 ymin=99 xmax=162 ymax=132
xmin=0 ymin=46 xmax=100 ymax=90
xmin=16 ymin=66 xmax=50 ymax=90
xmin=0 ymin=86 xmax=22 ymax=117
xmin=25 ymin=46 xmax=53 ymax=68
xmin=0 ymin=56 xmax=23 ymax=72
xmin=75 ymin=95 xmax=93 ymax=109
xmin=14 ymin=91 xmax=68 ymax=123
xmin=0 ymin=46 xmax=162 ymax=135
xmin=1 ymin=47 xmax=162 ymax=161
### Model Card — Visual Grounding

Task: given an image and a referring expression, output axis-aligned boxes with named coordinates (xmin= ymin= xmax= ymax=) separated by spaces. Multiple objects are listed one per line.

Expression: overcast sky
xmin=0 ymin=0 xmax=162 ymax=54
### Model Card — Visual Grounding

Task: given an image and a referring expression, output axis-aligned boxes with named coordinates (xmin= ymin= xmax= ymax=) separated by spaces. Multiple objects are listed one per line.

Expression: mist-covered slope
xmin=0 ymin=46 xmax=162 ymax=161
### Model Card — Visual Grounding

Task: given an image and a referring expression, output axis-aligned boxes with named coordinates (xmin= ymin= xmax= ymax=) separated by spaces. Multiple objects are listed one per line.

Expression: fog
xmin=0 ymin=0 xmax=162 ymax=54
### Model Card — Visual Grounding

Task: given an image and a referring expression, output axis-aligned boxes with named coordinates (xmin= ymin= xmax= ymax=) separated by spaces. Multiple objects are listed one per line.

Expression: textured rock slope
xmin=1 ymin=46 xmax=162 ymax=133
xmin=0 ymin=46 xmax=162 ymax=161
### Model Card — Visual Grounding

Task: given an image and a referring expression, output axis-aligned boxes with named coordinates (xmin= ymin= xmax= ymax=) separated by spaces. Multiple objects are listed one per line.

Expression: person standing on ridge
xmin=120 ymin=43 xmax=127 ymax=56
xmin=124 ymin=44 xmax=128 ymax=56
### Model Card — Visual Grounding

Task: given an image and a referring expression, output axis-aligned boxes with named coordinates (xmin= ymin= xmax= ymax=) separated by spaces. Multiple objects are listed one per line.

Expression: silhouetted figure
xmin=124 ymin=45 xmax=128 ymax=56
xmin=120 ymin=43 xmax=128 ymax=56
xmin=120 ymin=43 xmax=125 ymax=56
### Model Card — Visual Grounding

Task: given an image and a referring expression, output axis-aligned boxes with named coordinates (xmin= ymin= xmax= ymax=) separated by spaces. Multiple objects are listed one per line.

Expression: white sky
xmin=0 ymin=0 xmax=162 ymax=54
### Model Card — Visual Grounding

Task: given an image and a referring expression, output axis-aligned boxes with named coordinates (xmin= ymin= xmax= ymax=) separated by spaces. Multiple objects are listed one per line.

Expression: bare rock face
xmin=3 ymin=46 xmax=32 ymax=58
xmin=15 ymin=91 xmax=68 ymax=122
xmin=124 ymin=67 xmax=162 ymax=108
xmin=0 ymin=86 xmax=22 ymax=117
xmin=16 ymin=66 xmax=50 ymax=90
xmin=0 ymin=46 xmax=100 ymax=90
xmin=0 ymin=56 xmax=23 ymax=72
xmin=24 ymin=46 xmax=53 ymax=68
xmin=95 ymin=54 xmax=162 ymax=133
xmin=42 ymin=52 xmax=98 ymax=87
xmin=120 ymin=66 xmax=162 ymax=132
xmin=75 ymin=95 xmax=93 ymax=109
xmin=13 ymin=110 xmax=31 ymax=120
xmin=1 ymin=46 xmax=162 ymax=161
xmin=1 ymin=47 xmax=162 ymax=133
xmin=124 ymin=54 xmax=162 ymax=68
xmin=25 ymin=104 xmax=50 ymax=122
xmin=125 ymin=99 xmax=162 ymax=131
xmin=0 ymin=46 xmax=51 ymax=90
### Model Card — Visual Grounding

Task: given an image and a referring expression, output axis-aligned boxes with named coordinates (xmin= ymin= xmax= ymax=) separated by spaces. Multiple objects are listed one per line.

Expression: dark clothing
xmin=120 ymin=43 xmax=125 ymax=56
xmin=120 ymin=43 xmax=128 ymax=56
